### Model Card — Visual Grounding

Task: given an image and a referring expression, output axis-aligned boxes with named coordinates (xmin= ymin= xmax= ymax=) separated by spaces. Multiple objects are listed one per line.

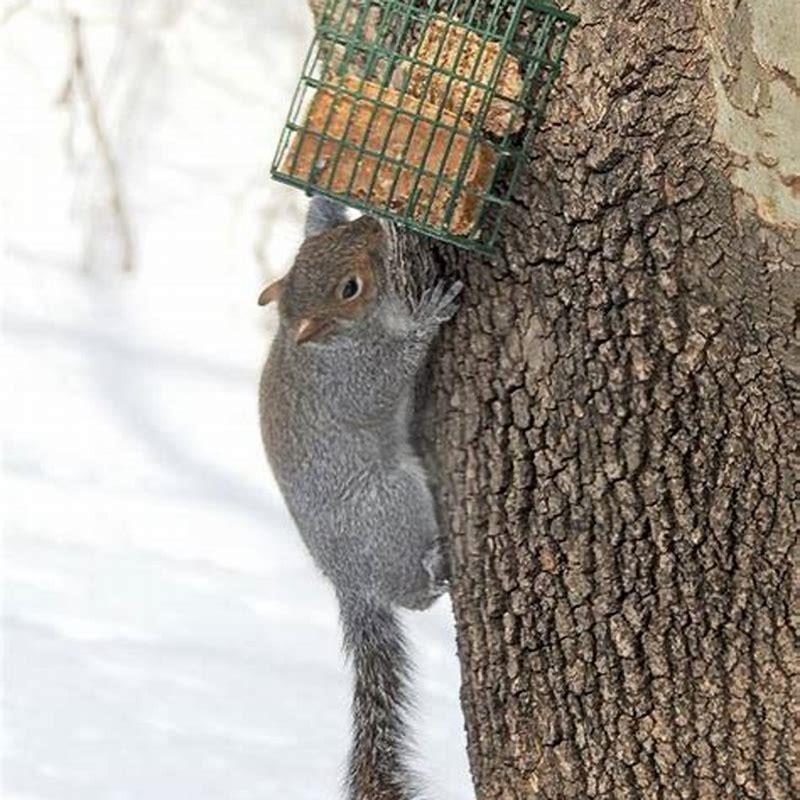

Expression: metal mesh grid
xmin=271 ymin=0 xmax=578 ymax=252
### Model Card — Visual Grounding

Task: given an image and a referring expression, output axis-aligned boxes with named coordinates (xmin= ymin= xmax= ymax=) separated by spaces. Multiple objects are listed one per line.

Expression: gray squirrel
xmin=258 ymin=196 xmax=462 ymax=800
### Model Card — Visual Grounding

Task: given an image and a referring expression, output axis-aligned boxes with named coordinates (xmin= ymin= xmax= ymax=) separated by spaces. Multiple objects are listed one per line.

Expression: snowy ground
xmin=2 ymin=3 xmax=471 ymax=798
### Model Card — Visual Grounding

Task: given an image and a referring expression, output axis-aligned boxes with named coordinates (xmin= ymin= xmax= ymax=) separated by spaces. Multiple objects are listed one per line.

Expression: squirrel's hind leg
xmin=397 ymin=539 xmax=449 ymax=611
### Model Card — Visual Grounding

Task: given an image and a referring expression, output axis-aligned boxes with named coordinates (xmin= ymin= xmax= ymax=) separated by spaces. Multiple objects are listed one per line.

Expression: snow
xmin=1 ymin=3 xmax=471 ymax=798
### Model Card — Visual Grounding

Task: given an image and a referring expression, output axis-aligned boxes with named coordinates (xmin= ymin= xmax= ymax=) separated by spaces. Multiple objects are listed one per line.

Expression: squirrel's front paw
xmin=414 ymin=280 xmax=463 ymax=329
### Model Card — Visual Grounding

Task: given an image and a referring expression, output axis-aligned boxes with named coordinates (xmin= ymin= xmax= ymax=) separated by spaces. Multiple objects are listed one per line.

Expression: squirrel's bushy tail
xmin=305 ymin=195 xmax=348 ymax=238
xmin=340 ymin=598 xmax=419 ymax=800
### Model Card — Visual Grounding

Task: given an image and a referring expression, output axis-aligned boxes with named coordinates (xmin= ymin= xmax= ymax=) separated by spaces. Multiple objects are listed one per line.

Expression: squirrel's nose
xmin=294 ymin=317 xmax=332 ymax=344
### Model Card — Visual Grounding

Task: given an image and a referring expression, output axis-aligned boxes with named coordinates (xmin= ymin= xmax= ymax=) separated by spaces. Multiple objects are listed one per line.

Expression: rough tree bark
xmin=412 ymin=1 xmax=798 ymax=798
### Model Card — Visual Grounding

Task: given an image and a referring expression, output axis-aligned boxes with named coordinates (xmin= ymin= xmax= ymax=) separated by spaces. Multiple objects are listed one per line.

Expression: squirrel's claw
xmin=423 ymin=541 xmax=450 ymax=597
xmin=438 ymin=280 xmax=464 ymax=321
xmin=415 ymin=279 xmax=463 ymax=328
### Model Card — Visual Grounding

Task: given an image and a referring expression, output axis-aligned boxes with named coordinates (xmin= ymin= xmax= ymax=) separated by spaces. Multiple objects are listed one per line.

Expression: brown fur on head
xmin=258 ymin=214 xmax=386 ymax=345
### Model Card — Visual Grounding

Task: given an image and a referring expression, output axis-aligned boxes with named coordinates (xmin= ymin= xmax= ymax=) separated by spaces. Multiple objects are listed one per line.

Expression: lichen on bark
xmin=701 ymin=0 xmax=800 ymax=228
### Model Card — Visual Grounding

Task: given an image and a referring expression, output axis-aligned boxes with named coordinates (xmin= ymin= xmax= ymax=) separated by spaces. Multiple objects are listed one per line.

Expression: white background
xmin=1 ymin=2 xmax=471 ymax=797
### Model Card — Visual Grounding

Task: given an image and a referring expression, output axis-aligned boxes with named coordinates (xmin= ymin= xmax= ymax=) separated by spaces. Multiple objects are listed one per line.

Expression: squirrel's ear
xmin=258 ymin=278 xmax=284 ymax=306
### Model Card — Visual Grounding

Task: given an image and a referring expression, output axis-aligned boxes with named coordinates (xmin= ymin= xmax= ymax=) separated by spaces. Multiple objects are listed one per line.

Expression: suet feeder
xmin=271 ymin=0 xmax=578 ymax=253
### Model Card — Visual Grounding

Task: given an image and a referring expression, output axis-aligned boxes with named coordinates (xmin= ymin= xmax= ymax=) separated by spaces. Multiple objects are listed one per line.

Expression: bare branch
xmin=1 ymin=0 xmax=31 ymax=25
xmin=66 ymin=13 xmax=134 ymax=272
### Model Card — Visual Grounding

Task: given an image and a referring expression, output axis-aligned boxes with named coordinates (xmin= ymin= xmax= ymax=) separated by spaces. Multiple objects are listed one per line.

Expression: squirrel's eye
xmin=340 ymin=277 xmax=361 ymax=300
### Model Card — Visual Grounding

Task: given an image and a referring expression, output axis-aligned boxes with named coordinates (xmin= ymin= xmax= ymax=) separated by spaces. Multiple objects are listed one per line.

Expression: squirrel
xmin=258 ymin=196 xmax=462 ymax=800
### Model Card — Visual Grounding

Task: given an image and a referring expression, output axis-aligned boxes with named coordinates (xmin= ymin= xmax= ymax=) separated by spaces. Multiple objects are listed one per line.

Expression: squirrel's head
xmin=258 ymin=201 xmax=386 ymax=345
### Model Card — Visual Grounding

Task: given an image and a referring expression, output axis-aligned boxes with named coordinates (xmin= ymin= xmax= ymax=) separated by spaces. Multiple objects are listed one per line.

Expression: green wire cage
xmin=271 ymin=0 xmax=578 ymax=253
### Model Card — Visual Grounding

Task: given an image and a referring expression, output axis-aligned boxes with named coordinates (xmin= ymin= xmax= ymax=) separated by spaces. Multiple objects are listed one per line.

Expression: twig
xmin=1 ymin=0 xmax=31 ymax=25
xmin=66 ymin=13 xmax=134 ymax=272
xmin=306 ymin=0 xmax=326 ymax=26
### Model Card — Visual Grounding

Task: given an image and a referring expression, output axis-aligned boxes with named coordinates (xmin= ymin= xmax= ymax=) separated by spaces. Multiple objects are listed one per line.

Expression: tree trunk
xmin=411 ymin=1 xmax=798 ymax=797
